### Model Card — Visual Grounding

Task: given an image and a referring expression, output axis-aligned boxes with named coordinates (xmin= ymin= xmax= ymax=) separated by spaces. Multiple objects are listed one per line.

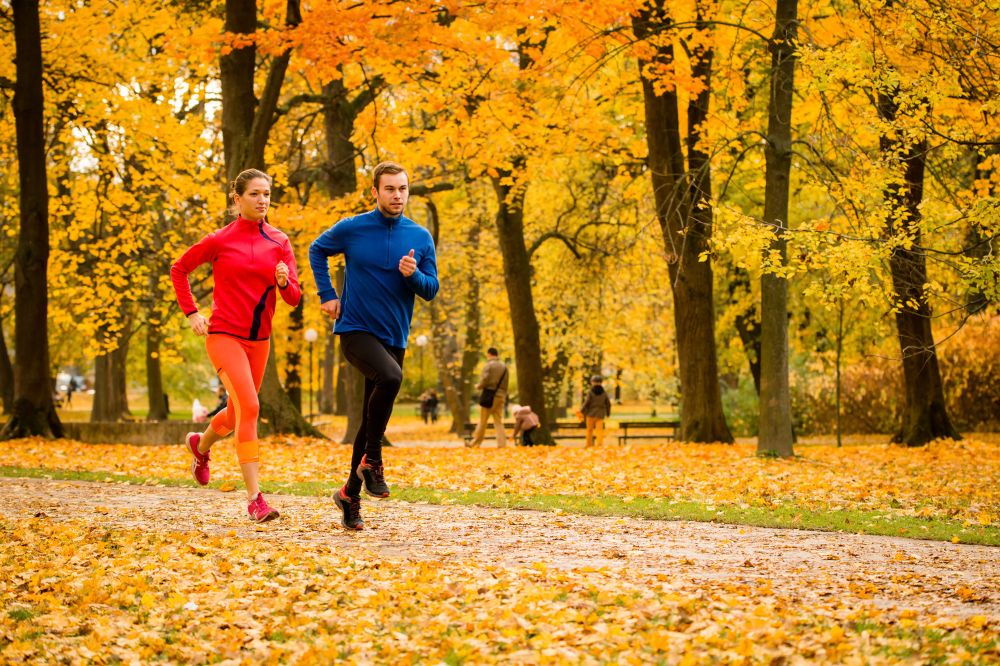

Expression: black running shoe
xmin=334 ymin=486 xmax=364 ymax=530
xmin=356 ymin=454 xmax=390 ymax=498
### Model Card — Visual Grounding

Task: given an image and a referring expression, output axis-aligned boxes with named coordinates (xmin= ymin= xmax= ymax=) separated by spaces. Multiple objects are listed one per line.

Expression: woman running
xmin=170 ymin=168 xmax=301 ymax=522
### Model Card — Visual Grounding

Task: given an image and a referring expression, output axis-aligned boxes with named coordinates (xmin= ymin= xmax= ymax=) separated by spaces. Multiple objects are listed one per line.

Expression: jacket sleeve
xmin=309 ymin=220 xmax=347 ymax=303
xmin=604 ymin=393 xmax=612 ymax=417
xmin=170 ymin=232 xmax=218 ymax=316
xmin=404 ymin=235 xmax=439 ymax=301
xmin=278 ymin=236 xmax=301 ymax=307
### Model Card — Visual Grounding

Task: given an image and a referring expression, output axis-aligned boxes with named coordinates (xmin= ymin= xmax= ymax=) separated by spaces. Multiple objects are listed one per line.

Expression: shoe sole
xmin=334 ymin=494 xmax=364 ymax=530
xmin=250 ymin=509 xmax=279 ymax=523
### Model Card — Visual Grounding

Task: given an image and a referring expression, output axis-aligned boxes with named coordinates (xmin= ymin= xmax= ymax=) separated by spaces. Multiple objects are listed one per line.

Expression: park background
xmin=1 ymin=0 xmax=999 ymax=663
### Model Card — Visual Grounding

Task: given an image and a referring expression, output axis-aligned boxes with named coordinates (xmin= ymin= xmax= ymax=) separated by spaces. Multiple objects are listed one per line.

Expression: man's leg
xmin=469 ymin=402 xmax=491 ymax=447
xmin=595 ymin=417 xmax=605 ymax=446
xmin=343 ymin=377 xmax=374 ymax=499
xmin=492 ymin=396 xmax=507 ymax=448
xmin=340 ymin=332 xmax=404 ymax=497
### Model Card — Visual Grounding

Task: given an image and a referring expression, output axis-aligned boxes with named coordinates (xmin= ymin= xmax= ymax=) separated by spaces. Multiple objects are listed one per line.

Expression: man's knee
xmin=378 ymin=366 xmax=403 ymax=393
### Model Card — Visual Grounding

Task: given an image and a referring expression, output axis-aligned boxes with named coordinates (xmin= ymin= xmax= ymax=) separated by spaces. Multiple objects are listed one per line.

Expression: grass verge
xmin=1 ymin=464 xmax=997 ymax=546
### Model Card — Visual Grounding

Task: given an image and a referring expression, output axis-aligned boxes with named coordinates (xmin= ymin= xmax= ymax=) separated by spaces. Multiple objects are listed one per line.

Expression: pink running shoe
xmin=248 ymin=493 xmax=279 ymax=523
xmin=186 ymin=432 xmax=210 ymax=486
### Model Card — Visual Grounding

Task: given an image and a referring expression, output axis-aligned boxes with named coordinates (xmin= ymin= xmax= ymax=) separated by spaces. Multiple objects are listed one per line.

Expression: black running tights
xmin=339 ymin=331 xmax=405 ymax=497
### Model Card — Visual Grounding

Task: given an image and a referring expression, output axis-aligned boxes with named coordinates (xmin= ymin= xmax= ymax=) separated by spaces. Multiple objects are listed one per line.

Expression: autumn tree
xmin=1 ymin=0 xmax=62 ymax=439
xmin=218 ymin=0 xmax=322 ymax=437
xmin=755 ymin=0 xmax=798 ymax=457
xmin=631 ymin=0 xmax=733 ymax=443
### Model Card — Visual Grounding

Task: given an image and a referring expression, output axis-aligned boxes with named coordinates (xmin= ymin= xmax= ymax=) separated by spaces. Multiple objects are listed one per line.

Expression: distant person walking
xmin=64 ymin=377 xmax=78 ymax=408
xmin=468 ymin=347 xmax=509 ymax=448
xmin=309 ymin=161 xmax=439 ymax=531
xmin=581 ymin=374 xmax=612 ymax=447
xmin=170 ymin=168 xmax=301 ymax=523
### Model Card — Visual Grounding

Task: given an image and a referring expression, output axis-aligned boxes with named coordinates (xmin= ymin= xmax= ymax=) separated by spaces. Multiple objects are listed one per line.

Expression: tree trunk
xmin=877 ymin=90 xmax=959 ymax=446
xmin=91 ymin=317 xmax=132 ymax=422
xmin=2 ymin=0 xmax=62 ymax=440
xmin=0 ymin=309 xmax=13 ymax=414
xmin=543 ymin=348 xmax=569 ymax=421
xmin=145 ymin=321 xmax=168 ymax=421
xmin=491 ymin=166 xmax=551 ymax=443
xmin=319 ymin=329 xmax=335 ymax=414
xmin=756 ymin=0 xmax=798 ymax=458
xmin=727 ymin=266 xmax=762 ymax=394
xmin=219 ymin=0 xmax=320 ymax=437
xmin=424 ymin=205 xmax=481 ymax=434
xmin=145 ymin=265 xmax=168 ymax=421
xmin=633 ymin=0 xmax=732 ymax=443
xmin=285 ymin=300 xmax=304 ymax=411
xmin=319 ymin=74 xmax=373 ymax=427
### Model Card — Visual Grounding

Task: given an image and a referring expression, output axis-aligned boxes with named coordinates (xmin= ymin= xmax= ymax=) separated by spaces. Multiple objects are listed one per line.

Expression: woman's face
xmin=234 ymin=178 xmax=271 ymax=221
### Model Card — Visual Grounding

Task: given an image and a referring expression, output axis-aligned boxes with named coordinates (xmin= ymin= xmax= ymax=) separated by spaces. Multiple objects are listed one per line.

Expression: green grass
xmin=1 ymin=464 xmax=998 ymax=545
xmin=7 ymin=608 xmax=36 ymax=622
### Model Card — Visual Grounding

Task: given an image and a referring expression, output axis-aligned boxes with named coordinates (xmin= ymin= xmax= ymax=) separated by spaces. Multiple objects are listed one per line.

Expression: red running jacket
xmin=171 ymin=216 xmax=301 ymax=341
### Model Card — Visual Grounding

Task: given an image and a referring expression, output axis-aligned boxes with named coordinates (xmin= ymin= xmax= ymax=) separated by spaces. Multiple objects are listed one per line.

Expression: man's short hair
xmin=487 ymin=347 xmax=499 ymax=356
xmin=591 ymin=374 xmax=603 ymax=383
xmin=373 ymin=161 xmax=407 ymax=189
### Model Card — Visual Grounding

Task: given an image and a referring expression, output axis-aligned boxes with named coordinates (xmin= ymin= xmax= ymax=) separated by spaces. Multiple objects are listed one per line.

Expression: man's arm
xmin=309 ymin=221 xmax=347 ymax=303
xmin=403 ymin=237 xmax=439 ymax=301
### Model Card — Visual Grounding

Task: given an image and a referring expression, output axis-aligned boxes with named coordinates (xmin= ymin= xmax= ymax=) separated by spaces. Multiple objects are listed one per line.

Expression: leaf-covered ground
xmin=1 ymin=477 xmax=998 ymax=664
xmin=2 ymin=434 xmax=998 ymax=662
xmin=1 ymin=434 xmax=996 ymax=527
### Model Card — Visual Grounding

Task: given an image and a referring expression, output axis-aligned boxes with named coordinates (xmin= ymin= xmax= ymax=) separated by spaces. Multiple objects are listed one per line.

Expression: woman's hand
xmin=188 ymin=313 xmax=209 ymax=336
xmin=275 ymin=261 xmax=289 ymax=288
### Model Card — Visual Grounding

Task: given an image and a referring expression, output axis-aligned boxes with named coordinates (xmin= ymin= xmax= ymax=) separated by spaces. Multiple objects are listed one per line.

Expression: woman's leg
xmin=206 ymin=335 xmax=269 ymax=501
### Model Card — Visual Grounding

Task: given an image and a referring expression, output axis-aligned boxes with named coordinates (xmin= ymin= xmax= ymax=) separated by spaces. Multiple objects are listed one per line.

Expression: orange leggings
xmin=205 ymin=334 xmax=270 ymax=463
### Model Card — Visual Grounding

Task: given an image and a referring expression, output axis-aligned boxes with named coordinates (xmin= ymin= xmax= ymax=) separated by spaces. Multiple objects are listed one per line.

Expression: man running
xmin=309 ymin=162 xmax=439 ymax=530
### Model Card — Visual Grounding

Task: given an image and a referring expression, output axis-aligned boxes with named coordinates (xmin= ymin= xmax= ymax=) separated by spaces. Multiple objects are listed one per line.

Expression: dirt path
xmin=3 ymin=477 xmax=998 ymax=619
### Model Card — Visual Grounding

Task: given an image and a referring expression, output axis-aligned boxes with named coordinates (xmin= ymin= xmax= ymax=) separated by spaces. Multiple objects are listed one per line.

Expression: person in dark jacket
xmin=581 ymin=374 xmax=612 ymax=447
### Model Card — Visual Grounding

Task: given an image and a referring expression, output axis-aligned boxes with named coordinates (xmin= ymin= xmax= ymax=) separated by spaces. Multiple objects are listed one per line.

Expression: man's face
xmin=373 ymin=171 xmax=408 ymax=217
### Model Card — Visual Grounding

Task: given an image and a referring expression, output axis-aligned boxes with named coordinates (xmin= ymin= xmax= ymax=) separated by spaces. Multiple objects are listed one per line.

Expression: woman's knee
xmin=239 ymin=392 xmax=261 ymax=421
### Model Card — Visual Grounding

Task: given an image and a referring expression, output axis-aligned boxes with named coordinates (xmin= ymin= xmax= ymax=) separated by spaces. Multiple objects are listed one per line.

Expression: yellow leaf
xmin=218 ymin=482 xmax=237 ymax=492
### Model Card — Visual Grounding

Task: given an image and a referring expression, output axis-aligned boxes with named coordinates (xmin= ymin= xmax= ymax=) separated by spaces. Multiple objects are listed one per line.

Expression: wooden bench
xmin=616 ymin=419 xmax=681 ymax=445
xmin=461 ymin=420 xmax=588 ymax=444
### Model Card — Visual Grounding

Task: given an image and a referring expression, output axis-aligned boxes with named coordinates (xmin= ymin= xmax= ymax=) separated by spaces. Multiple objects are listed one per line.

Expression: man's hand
xmin=320 ymin=299 xmax=341 ymax=320
xmin=188 ymin=313 xmax=209 ymax=336
xmin=275 ymin=261 xmax=289 ymax=288
xmin=398 ymin=249 xmax=417 ymax=277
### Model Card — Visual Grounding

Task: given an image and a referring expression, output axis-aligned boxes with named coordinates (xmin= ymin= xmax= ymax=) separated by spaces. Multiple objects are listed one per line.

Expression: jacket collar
xmin=372 ymin=207 xmax=402 ymax=226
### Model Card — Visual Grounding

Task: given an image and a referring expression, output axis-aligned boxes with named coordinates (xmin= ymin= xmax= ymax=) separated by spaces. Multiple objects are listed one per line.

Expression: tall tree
xmin=1 ymin=0 xmax=62 ymax=439
xmin=632 ymin=0 xmax=733 ymax=442
xmin=219 ymin=0 xmax=321 ymax=437
xmin=757 ymin=0 xmax=798 ymax=457
xmin=876 ymin=86 xmax=960 ymax=445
